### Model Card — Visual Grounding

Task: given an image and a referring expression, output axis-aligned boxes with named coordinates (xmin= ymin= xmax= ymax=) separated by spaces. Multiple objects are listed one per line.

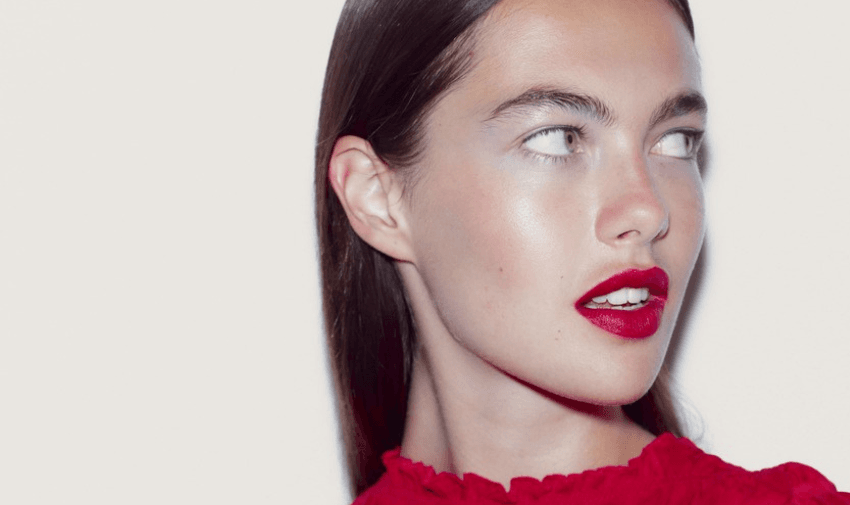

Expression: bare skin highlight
xmin=368 ymin=0 xmax=705 ymax=488
xmin=317 ymin=0 xmax=706 ymax=497
xmin=319 ymin=0 xmax=850 ymax=500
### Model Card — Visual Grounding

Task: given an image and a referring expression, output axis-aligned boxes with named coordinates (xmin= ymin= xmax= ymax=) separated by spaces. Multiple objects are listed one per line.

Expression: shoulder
xmin=639 ymin=434 xmax=850 ymax=504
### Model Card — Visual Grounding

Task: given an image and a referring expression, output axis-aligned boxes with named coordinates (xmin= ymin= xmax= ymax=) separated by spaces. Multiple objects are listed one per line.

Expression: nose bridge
xmin=595 ymin=148 xmax=669 ymax=246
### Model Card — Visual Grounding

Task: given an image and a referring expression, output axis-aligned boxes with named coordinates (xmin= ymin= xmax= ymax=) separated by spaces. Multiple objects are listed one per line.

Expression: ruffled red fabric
xmin=353 ymin=434 xmax=849 ymax=504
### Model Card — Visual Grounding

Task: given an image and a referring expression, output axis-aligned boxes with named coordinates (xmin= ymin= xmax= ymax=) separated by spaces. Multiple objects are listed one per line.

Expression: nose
xmin=595 ymin=154 xmax=669 ymax=247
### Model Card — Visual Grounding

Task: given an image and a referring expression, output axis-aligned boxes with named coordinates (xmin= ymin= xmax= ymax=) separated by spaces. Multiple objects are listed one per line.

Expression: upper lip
xmin=575 ymin=267 xmax=669 ymax=306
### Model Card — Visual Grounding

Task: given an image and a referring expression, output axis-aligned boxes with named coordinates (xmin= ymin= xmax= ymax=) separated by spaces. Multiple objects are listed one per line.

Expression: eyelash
xmin=520 ymin=126 xmax=706 ymax=164
xmin=657 ymin=128 xmax=705 ymax=160
xmin=521 ymin=124 xmax=587 ymax=164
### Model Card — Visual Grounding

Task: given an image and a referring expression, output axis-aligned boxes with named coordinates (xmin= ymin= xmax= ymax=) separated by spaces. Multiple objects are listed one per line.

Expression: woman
xmin=315 ymin=0 xmax=849 ymax=503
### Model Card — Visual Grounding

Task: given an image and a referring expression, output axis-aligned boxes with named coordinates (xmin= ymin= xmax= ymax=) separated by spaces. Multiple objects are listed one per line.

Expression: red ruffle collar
xmin=379 ymin=434 xmax=729 ymax=502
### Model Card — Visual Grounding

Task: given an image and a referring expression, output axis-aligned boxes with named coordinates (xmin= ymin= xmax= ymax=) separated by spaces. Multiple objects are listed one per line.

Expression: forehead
xmin=454 ymin=0 xmax=700 ymax=120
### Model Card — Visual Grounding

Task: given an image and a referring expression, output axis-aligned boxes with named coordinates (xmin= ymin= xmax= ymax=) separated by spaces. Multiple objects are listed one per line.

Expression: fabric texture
xmin=352 ymin=434 xmax=849 ymax=504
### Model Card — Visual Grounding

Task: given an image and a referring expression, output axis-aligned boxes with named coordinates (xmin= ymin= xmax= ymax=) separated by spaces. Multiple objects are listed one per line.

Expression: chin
xmin=537 ymin=361 xmax=662 ymax=409
xmin=570 ymin=382 xmax=655 ymax=408
xmin=596 ymin=383 xmax=655 ymax=407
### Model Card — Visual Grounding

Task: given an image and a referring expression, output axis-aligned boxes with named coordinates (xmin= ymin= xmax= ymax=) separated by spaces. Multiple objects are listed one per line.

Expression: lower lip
xmin=574 ymin=267 xmax=668 ymax=339
xmin=575 ymin=298 xmax=666 ymax=339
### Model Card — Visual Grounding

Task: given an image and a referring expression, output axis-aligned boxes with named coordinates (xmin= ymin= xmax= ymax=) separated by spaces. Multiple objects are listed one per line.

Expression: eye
xmin=523 ymin=127 xmax=582 ymax=158
xmin=650 ymin=130 xmax=703 ymax=159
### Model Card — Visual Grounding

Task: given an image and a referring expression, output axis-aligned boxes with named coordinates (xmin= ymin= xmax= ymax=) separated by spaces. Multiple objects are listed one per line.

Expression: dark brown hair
xmin=315 ymin=0 xmax=696 ymax=497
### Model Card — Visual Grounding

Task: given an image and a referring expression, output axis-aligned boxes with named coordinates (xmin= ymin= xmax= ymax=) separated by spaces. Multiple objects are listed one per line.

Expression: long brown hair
xmin=315 ymin=0 xmax=696 ymax=497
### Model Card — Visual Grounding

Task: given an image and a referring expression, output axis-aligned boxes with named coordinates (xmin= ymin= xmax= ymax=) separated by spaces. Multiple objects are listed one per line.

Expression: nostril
xmin=595 ymin=180 xmax=670 ymax=246
xmin=656 ymin=219 xmax=670 ymax=240
xmin=609 ymin=212 xmax=668 ymax=243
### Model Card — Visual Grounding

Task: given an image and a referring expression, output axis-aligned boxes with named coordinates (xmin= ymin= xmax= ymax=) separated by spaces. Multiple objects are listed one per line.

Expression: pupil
xmin=566 ymin=133 xmax=573 ymax=144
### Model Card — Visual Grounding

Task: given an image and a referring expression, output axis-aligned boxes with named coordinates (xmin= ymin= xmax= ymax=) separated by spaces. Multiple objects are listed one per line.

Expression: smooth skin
xmin=330 ymin=0 xmax=706 ymax=489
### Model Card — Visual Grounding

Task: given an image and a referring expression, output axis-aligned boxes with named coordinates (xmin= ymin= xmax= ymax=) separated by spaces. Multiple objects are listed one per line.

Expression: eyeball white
xmin=525 ymin=128 xmax=579 ymax=157
xmin=651 ymin=131 xmax=699 ymax=159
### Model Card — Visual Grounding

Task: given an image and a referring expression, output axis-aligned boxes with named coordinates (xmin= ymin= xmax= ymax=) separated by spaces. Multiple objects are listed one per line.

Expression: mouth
xmin=574 ymin=267 xmax=669 ymax=339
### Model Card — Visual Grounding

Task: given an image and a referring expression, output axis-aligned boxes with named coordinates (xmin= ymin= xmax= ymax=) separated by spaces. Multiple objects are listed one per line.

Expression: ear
xmin=328 ymin=135 xmax=415 ymax=263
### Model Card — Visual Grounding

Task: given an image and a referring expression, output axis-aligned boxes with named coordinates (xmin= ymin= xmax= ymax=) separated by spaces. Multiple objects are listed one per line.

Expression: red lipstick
xmin=574 ymin=267 xmax=668 ymax=339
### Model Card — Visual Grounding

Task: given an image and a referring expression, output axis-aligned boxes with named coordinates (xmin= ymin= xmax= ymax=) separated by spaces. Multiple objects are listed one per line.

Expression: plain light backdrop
xmin=1 ymin=1 xmax=848 ymax=503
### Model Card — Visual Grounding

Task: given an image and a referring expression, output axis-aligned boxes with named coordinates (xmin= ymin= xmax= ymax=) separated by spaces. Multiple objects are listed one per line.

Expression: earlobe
xmin=328 ymin=136 xmax=415 ymax=263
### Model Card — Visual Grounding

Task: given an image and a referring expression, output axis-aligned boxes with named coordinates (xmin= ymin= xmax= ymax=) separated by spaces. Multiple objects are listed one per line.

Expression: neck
xmin=400 ymin=349 xmax=653 ymax=488
xmin=397 ymin=272 xmax=654 ymax=488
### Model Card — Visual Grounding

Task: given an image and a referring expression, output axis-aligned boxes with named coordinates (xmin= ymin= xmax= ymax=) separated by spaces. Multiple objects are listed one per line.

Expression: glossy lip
xmin=574 ymin=267 xmax=669 ymax=339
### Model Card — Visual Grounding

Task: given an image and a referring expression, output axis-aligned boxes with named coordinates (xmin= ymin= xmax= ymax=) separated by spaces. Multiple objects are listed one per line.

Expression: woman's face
xmin=400 ymin=0 xmax=705 ymax=404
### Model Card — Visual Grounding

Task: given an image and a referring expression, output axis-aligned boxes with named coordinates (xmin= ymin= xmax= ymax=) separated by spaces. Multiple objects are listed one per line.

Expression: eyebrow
xmin=648 ymin=90 xmax=708 ymax=129
xmin=486 ymin=87 xmax=615 ymax=125
xmin=484 ymin=87 xmax=707 ymax=128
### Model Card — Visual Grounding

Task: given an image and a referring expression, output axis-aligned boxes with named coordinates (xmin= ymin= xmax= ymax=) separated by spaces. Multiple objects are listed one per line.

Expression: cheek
xmin=409 ymin=163 xmax=583 ymax=328
xmin=659 ymin=169 xmax=705 ymax=287
xmin=672 ymin=171 xmax=705 ymax=251
xmin=414 ymin=171 xmax=530 ymax=289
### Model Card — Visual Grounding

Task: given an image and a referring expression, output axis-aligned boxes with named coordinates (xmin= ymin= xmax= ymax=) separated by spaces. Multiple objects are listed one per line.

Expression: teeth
xmin=608 ymin=289 xmax=629 ymax=305
xmin=589 ymin=287 xmax=649 ymax=306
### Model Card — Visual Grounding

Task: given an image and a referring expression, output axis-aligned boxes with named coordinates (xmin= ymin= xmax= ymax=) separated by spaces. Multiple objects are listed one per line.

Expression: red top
xmin=353 ymin=434 xmax=849 ymax=504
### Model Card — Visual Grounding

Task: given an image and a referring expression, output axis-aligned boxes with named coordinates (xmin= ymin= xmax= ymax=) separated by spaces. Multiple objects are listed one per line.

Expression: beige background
xmin=1 ymin=0 xmax=848 ymax=503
